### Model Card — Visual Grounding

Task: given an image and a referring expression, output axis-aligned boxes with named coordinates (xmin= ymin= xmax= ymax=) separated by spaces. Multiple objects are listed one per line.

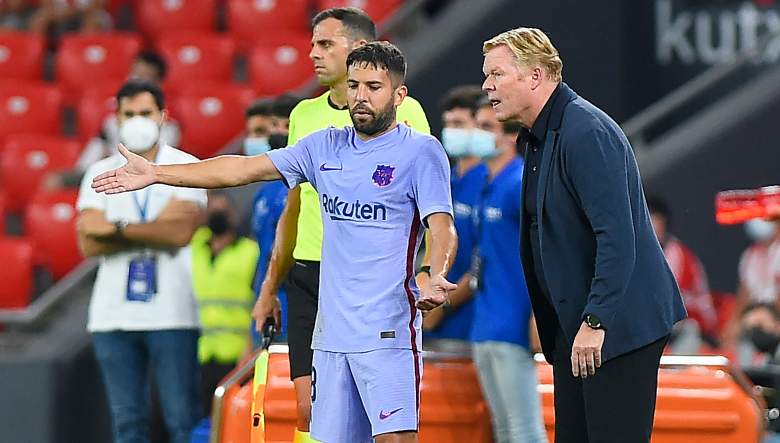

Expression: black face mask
xmin=207 ymin=211 xmax=231 ymax=236
xmin=749 ymin=327 xmax=780 ymax=354
xmin=268 ymin=133 xmax=288 ymax=150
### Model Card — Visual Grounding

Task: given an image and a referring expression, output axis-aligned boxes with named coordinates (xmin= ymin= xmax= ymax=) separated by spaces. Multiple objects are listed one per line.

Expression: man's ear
xmin=394 ymin=85 xmax=408 ymax=107
xmin=351 ymin=39 xmax=369 ymax=50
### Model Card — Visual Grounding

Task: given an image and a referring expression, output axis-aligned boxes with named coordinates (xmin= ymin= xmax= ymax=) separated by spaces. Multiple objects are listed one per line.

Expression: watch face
xmin=587 ymin=315 xmax=601 ymax=328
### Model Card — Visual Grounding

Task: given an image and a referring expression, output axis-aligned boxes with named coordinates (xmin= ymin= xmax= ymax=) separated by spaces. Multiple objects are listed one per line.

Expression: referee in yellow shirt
xmin=251 ymin=7 xmax=430 ymax=443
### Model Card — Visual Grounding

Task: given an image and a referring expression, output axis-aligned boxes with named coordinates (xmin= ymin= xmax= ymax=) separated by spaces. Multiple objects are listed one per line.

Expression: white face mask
xmin=119 ymin=116 xmax=161 ymax=153
xmin=745 ymin=219 xmax=777 ymax=242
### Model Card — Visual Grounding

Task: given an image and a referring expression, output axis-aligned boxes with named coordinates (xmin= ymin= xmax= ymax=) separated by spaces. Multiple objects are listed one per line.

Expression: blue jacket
xmin=521 ymin=83 xmax=687 ymax=363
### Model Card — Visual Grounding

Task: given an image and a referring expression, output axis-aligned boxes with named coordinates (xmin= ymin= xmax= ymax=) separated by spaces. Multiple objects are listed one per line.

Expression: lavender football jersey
xmin=267 ymin=124 xmax=452 ymax=353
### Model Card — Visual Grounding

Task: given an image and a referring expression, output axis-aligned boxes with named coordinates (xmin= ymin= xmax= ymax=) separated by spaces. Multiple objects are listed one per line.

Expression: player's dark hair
xmin=245 ymin=98 xmax=273 ymax=119
xmin=346 ymin=41 xmax=406 ymax=86
xmin=271 ymin=94 xmax=304 ymax=119
xmin=116 ymin=80 xmax=164 ymax=110
xmin=442 ymin=85 xmax=484 ymax=115
xmin=312 ymin=7 xmax=376 ymax=41
xmin=135 ymin=50 xmax=167 ymax=80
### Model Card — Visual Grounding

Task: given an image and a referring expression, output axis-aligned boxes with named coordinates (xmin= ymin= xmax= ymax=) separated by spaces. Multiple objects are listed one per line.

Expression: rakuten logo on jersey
xmin=321 ymin=194 xmax=387 ymax=222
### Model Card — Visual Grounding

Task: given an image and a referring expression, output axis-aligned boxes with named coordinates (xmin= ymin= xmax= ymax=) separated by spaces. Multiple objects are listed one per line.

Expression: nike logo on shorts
xmin=379 ymin=407 xmax=403 ymax=420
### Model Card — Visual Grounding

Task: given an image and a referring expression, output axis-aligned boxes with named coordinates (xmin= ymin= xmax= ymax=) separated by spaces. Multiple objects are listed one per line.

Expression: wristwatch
xmin=114 ymin=220 xmax=128 ymax=237
xmin=584 ymin=314 xmax=603 ymax=330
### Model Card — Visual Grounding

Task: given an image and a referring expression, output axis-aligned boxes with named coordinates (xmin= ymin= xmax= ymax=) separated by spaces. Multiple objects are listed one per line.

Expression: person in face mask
xmin=423 ymin=85 xmax=487 ymax=344
xmin=248 ymin=94 xmax=302 ymax=347
xmin=738 ymin=303 xmax=780 ymax=362
xmin=723 ymin=219 xmax=780 ymax=350
xmin=243 ymin=99 xmax=273 ymax=156
xmin=190 ymin=191 xmax=259 ymax=419
xmin=464 ymin=96 xmax=547 ymax=443
xmin=75 ymin=80 xmax=207 ymax=443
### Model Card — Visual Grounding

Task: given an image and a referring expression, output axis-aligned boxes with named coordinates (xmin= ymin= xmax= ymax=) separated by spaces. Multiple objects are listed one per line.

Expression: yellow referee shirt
xmin=288 ymin=90 xmax=430 ymax=261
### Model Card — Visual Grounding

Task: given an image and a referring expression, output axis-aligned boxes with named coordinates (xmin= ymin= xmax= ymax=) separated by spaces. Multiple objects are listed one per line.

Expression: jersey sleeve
xmin=266 ymin=132 xmax=318 ymax=189
xmin=397 ymin=96 xmax=431 ymax=135
xmin=412 ymin=138 xmax=453 ymax=225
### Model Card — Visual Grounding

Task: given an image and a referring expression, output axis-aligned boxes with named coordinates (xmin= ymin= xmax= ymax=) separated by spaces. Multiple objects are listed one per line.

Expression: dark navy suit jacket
xmin=520 ymin=83 xmax=687 ymax=363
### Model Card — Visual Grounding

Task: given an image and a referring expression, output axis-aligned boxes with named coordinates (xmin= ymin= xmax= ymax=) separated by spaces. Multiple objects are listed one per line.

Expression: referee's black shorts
xmin=286 ymin=259 xmax=320 ymax=380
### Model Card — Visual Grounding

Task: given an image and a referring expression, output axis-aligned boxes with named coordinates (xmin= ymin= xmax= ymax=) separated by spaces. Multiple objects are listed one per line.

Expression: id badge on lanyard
xmin=127 ymin=188 xmax=157 ymax=302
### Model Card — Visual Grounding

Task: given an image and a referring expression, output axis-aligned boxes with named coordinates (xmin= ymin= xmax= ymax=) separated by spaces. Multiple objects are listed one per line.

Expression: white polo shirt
xmin=77 ymin=144 xmax=207 ymax=332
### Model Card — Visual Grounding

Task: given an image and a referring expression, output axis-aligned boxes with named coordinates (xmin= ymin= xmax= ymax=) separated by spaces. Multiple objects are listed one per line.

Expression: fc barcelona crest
xmin=372 ymin=165 xmax=395 ymax=187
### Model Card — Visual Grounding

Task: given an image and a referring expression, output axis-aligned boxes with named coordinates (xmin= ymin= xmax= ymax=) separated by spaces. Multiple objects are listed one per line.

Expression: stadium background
xmin=0 ymin=0 xmax=779 ymax=441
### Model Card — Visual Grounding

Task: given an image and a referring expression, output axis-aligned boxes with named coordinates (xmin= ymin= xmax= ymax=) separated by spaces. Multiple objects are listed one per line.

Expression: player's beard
xmin=350 ymin=98 xmax=397 ymax=137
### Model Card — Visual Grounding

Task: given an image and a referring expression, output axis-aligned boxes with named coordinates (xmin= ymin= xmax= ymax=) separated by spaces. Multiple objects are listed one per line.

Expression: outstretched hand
xmin=417 ymin=274 xmax=457 ymax=311
xmin=91 ymin=144 xmax=156 ymax=194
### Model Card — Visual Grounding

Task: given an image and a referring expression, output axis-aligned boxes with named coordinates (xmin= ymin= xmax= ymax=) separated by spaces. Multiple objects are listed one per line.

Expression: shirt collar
xmin=527 ymin=82 xmax=562 ymax=145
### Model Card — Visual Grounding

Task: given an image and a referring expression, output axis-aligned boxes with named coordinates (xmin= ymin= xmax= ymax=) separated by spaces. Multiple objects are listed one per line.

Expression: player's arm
xmin=417 ymin=212 xmax=458 ymax=311
xmin=92 ymin=144 xmax=284 ymax=194
xmin=252 ymin=186 xmax=301 ymax=330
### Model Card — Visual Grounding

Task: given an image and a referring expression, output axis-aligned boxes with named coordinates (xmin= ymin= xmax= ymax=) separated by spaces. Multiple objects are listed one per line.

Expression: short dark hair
xmin=312 ymin=7 xmax=376 ymax=41
xmin=271 ymin=94 xmax=304 ymax=119
xmin=442 ymin=85 xmax=484 ymax=115
xmin=245 ymin=98 xmax=273 ymax=119
xmin=135 ymin=50 xmax=167 ymax=80
xmin=346 ymin=41 xmax=406 ymax=86
xmin=742 ymin=302 xmax=780 ymax=320
xmin=116 ymin=80 xmax=164 ymax=110
xmin=646 ymin=195 xmax=670 ymax=220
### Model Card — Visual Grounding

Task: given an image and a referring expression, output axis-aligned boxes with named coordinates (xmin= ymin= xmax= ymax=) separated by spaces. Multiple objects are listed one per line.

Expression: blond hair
xmin=483 ymin=27 xmax=562 ymax=82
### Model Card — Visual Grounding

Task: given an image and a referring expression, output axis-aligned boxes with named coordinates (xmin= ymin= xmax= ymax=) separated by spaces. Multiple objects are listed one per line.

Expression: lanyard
xmin=131 ymin=147 xmax=161 ymax=222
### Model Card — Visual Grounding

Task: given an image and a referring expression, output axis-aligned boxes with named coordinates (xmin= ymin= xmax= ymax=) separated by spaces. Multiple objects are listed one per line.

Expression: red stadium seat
xmin=56 ymin=33 xmax=142 ymax=104
xmin=157 ymin=32 xmax=237 ymax=93
xmin=0 ymin=237 xmax=34 ymax=309
xmin=315 ymin=0 xmax=402 ymax=23
xmin=171 ymin=83 xmax=256 ymax=158
xmin=0 ymin=191 xmax=6 ymax=235
xmin=248 ymin=33 xmax=314 ymax=96
xmin=0 ymin=82 xmax=62 ymax=144
xmin=0 ymin=135 xmax=81 ymax=212
xmin=76 ymin=82 xmax=122 ymax=141
xmin=25 ymin=191 xmax=82 ymax=279
xmin=0 ymin=32 xmax=45 ymax=81
xmin=136 ymin=0 xmax=216 ymax=39
xmin=227 ymin=0 xmax=310 ymax=44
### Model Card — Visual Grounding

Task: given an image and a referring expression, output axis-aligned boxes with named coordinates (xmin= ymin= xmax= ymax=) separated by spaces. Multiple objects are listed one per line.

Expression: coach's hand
xmin=252 ymin=288 xmax=281 ymax=332
xmin=571 ymin=322 xmax=605 ymax=378
xmin=417 ymin=274 xmax=456 ymax=311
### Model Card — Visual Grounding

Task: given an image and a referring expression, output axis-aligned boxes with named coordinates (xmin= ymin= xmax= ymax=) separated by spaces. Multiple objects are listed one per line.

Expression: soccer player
xmin=92 ymin=42 xmax=456 ymax=443
xmin=251 ymin=8 xmax=430 ymax=440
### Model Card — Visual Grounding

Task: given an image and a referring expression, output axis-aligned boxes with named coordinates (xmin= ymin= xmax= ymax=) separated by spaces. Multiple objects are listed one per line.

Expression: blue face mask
xmin=244 ymin=137 xmax=270 ymax=156
xmin=441 ymin=128 xmax=471 ymax=158
xmin=469 ymin=129 xmax=498 ymax=159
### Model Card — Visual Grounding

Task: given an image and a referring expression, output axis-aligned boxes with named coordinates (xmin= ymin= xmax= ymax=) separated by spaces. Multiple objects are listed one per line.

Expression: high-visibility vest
xmin=191 ymin=227 xmax=259 ymax=364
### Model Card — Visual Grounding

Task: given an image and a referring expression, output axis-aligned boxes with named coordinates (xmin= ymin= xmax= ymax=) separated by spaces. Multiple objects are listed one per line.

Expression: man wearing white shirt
xmin=76 ymin=81 xmax=206 ymax=443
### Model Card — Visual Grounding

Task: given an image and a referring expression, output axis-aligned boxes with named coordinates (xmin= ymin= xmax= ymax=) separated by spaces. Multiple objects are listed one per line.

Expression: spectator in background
xmin=242 ymin=98 xmax=274 ymax=156
xmin=45 ymin=51 xmax=181 ymax=190
xmin=422 ymin=85 xmax=486 ymax=344
xmin=28 ymin=0 xmax=112 ymax=34
xmin=191 ymin=191 xmax=259 ymax=418
xmin=468 ymin=98 xmax=546 ymax=443
xmin=724 ymin=219 xmax=780 ymax=348
xmin=76 ymin=80 xmax=204 ymax=443
xmin=647 ymin=196 xmax=717 ymax=353
xmin=249 ymin=94 xmax=302 ymax=344
xmin=0 ymin=0 xmax=32 ymax=30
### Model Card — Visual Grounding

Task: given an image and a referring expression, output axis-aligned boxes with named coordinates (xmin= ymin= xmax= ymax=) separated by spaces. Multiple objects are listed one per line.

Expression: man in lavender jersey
xmin=90 ymin=42 xmax=457 ymax=443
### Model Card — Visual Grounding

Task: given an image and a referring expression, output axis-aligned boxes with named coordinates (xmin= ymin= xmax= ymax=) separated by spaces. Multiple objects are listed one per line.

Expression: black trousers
xmin=552 ymin=329 xmax=668 ymax=443
xmin=286 ymin=260 xmax=320 ymax=380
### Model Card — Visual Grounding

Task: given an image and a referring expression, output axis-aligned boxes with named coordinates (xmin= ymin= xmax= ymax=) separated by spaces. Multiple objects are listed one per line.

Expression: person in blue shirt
xmin=423 ymin=85 xmax=487 ymax=343
xmin=469 ymin=97 xmax=546 ymax=443
xmin=250 ymin=94 xmax=303 ymax=344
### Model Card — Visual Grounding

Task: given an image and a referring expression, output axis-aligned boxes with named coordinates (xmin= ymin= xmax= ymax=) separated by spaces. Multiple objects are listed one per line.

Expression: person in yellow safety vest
xmin=191 ymin=190 xmax=259 ymax=418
